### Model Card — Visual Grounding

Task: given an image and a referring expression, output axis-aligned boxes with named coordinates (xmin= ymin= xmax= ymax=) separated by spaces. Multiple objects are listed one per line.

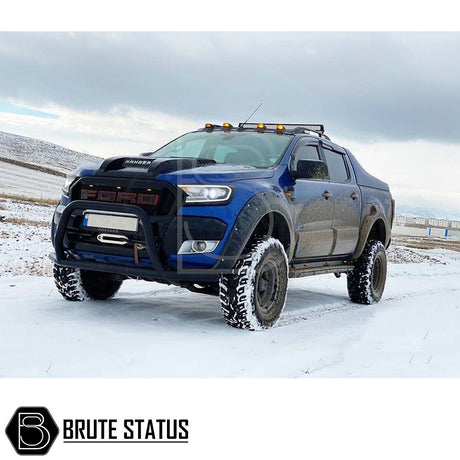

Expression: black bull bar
xmin=50 ymin=200 xmax=225 ymax=282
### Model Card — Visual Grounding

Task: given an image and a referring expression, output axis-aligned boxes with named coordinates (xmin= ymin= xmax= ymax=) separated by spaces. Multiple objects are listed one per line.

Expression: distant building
xmin=393 ymin=216 xmax=460 ymax=238
xmin=394 ymin=216 xmax=460 ymax=231
xmin=428 ymin=218 xmax=450 ymax=228
xmin=414 ymin=217 xmax=427 ymax=225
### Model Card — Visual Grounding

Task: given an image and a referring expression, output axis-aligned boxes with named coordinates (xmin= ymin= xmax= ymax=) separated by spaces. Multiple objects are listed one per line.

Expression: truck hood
xmin=155 ymin=163 xmax=275 ymax=183
xmin=76 ymin=158 xmax=275 ymax=184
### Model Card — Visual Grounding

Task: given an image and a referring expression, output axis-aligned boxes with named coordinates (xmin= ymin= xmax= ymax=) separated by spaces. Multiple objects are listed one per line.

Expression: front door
xmin=290 ymin=140 xmax=334 ymax=259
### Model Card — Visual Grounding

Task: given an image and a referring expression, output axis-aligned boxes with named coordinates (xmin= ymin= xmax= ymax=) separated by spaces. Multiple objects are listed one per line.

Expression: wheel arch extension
xmin=248 ymin=211 xmax=293 ymax=258
xmin=367 ymin=218 xmax=387 ymax=245
xmin=352 ymin=215 xmax=390 ymax=260
xmin=215 ymin=192 xmax=295 ymax=269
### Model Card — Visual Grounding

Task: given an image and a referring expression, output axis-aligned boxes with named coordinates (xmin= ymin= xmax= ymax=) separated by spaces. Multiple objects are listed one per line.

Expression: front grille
xmin=71 ymin=177 xmax=177 ymax=216
xmin=64 ymin=177 xmax=182 ymax=268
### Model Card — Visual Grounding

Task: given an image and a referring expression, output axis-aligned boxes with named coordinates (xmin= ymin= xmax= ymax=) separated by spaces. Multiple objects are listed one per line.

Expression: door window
xmin=323 ymin=149 xmax=349 ymax=182
xmin=292 ymin=143 xmax=320 ymax=169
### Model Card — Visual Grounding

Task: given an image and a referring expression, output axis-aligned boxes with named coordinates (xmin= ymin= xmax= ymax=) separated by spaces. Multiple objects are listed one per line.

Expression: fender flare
xmin=213 ymin=191 xmax=294 ymax=271
xmin=352 ymin=213 xmax=391 ymax=260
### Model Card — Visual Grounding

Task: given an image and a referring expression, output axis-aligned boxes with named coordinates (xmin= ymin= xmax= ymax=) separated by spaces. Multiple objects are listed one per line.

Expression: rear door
xmin=290 ymin=139 xmax=334 ymax=259
xmin=321 ymin=144 xmax=361 ymax=256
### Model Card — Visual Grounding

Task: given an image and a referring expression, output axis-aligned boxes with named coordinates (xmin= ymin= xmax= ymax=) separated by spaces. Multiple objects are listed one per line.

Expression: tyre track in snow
xmin=277 ymin=264 xmax=460 ymax=327
xmin=278 ymin=286 xmax=460 ymax=328
xmin=113 ymin=261 xmax=460 ymax=328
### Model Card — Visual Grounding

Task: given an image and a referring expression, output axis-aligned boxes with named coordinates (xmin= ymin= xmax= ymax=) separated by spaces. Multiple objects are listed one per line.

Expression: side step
xmin=289 ymin=262 xmax=353 ymax=278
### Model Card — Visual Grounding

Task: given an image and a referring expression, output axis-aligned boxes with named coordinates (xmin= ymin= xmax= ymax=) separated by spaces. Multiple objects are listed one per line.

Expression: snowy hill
xmin=0 ymin=130 xmax=101 ymax=175
xmin=0 ymin=130 xmax=102 ymax=200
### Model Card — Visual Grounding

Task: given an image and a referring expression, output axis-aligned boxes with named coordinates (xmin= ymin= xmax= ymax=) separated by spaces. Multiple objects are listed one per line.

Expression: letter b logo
xmin=6 ymin=407 xmax=59 ymax=455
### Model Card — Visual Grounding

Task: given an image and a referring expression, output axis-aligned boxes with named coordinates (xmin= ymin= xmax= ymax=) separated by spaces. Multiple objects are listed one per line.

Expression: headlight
xmin=178 ymin=185 xmax=232 ymax=203
xmin=62 ymin=174 xmax=77 ymax=195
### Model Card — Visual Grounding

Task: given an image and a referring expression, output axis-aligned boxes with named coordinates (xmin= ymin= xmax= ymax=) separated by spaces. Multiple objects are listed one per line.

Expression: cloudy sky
xmin=0 ymin=32 xmax=459 ymax=217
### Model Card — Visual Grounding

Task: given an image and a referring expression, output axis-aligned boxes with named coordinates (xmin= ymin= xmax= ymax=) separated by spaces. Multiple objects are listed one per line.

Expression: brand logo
xmin=5 ymin=407 xmax=59 ymax=455
xmin=123 ymin=159 xmax=153 ymax=168
xmin=81 ymin=189 xmax=159 ymax=206
xmin=5 ymin=407 xmax=189 ymax=454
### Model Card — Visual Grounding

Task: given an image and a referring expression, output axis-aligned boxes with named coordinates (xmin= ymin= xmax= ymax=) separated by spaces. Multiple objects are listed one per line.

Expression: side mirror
xmin=291 ymin=159 xmax=329 ymax=180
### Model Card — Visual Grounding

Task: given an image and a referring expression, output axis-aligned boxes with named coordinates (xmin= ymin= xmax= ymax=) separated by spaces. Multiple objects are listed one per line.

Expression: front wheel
xmin=219 ymin=238 xmax=288 ymax=330
xmin=53 ymin=264 xmax=123 ymax=301
xmin=347 ymin=240 xmax=387 ymax=304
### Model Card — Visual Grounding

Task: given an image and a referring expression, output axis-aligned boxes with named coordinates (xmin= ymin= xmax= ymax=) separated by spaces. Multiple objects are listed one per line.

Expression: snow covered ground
xmin=0 ymin=161 xmax=63 ymax=200
xmin=0 ymin=197 xmax=54 ymax=276
xmin=0 ymin=246 xmax=458 ymax=378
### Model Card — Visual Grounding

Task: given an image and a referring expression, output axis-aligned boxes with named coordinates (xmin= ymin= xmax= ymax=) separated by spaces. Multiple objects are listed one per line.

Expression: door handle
xmin=322 ymin=191 xmax=332 ymax=199
xmin=350 ymin=192 xmax=358 ymax=200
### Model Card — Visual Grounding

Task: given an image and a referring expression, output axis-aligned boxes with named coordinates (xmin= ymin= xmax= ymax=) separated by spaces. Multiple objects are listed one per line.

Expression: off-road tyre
xmin=53 ymin=264 xmax=123 ymax=301
xmin=347 ymin=240 xmax=387 ymax=304
xmin=219 ymin=238 xmax=288 ymax=330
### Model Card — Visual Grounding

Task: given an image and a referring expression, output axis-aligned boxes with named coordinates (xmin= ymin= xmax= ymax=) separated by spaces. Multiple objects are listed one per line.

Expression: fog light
xmin=192 ymin=241 xmax=207 ymax=252
xmin=178 ymin=240 xmax=220 ymax=254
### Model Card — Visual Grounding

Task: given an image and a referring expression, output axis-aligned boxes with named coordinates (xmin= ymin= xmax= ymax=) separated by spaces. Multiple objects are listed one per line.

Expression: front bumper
xmin=50 ymin=200 xmax=231 ymax=282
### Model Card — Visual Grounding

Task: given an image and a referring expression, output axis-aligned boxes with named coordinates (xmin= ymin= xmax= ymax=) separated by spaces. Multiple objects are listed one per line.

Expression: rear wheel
xmin=219 ymin=238 xmax=288 ymax=330
xmin=347 ymin=240 xmax=387 ymax=304
xmin=53 ymin=264 xmax=123 ymax=301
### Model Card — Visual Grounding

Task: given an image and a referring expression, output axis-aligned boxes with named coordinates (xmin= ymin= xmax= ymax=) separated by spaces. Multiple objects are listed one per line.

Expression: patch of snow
xmin=0 ymin=221 xmax=52 ymax=277
xmin=0 ymin=161 xmax=63 ymax=200
xmin=0 ymin=198 xmax=54 ymax=222
xmin=387 ymin=245 xmax=444 ymax=264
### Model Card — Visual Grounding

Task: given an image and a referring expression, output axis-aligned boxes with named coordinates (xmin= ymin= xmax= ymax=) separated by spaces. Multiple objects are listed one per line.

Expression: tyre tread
xmin=219 ymin=237 xmax=288 ymax=330
xmin=347 ymin=240 xmax=386 ymax=304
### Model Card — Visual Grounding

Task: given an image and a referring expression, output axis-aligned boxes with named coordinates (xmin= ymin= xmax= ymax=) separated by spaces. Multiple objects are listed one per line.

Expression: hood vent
xmin=96 ymin=157 xmax=216 ymax=178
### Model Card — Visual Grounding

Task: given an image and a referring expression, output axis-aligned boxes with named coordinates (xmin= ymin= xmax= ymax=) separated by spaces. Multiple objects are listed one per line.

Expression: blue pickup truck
xmin=51 ymin=122 xmax=394 ymax=330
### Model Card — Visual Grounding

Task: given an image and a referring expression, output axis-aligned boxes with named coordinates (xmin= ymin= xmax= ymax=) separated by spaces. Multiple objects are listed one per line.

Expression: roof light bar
xmin=238 ymin=122 xmax=327 ymax=137
xmin=203 ymin=122 xmax=330 ymax=139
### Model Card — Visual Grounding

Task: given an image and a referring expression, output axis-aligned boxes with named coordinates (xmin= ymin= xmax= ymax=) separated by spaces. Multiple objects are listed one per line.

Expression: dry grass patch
xmin=0 ymin=156 xmax=65 ymax=177
xmin=0 ymin=193 xmax=58 ymax=207
xmin=1 ymin=217 xmax=50 ymax=227
xmin=392 ymin=235 xmax=460 ymax=252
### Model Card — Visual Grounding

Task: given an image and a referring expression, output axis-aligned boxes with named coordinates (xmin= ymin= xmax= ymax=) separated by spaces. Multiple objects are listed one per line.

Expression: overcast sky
xmin=0 ymin=32 xmax=459 ymax=217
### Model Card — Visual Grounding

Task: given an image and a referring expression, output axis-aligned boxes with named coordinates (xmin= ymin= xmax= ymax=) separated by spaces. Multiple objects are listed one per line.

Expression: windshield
xmin=148 ymin=131 xmax=293 ymax=168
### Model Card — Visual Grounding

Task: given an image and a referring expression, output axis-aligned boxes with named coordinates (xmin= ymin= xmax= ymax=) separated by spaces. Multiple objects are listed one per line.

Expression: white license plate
xmin=83 ymin=212 xmax=138 ymax=232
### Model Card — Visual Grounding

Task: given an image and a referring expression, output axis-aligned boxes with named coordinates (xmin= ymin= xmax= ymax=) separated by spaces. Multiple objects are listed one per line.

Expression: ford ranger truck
xmin=50 ymin=122 xmax=394 ymax=330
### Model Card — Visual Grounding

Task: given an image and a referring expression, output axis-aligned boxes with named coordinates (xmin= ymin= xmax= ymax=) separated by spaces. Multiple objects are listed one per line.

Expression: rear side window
xmin=292 ymin=143 xmax=320 ymax=169
xmin=323 ymin=149 xmax=349 ymax=182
